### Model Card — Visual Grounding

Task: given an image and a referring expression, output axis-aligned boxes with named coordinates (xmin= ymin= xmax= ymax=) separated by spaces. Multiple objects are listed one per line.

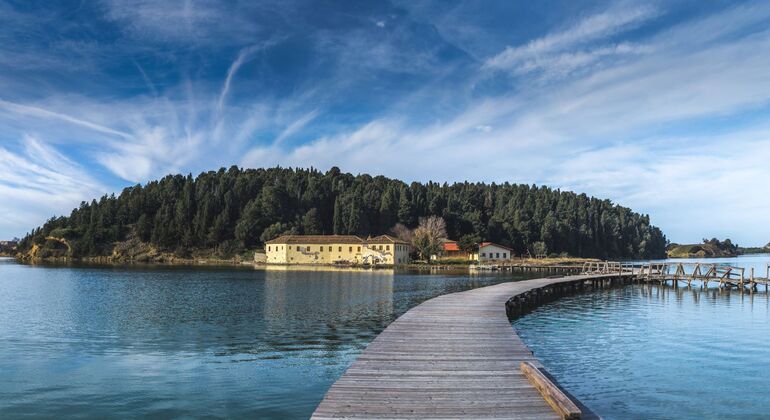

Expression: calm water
xmin=514 ymin=280 xmax=770 ymax=418
xmin=0 ymin=258 xmax=535 ymax=419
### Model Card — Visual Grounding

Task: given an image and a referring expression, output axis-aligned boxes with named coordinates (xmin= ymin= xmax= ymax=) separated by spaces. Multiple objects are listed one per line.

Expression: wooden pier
xmin=635 ymin=262 xmax=770 ymax=291
xmin=312 ymin=272 xmax=633 ymax=419
xmin=471 ymin=264 xmax=584 ymax=275
xmin=313 ymin=261 xmax=767 ymax=419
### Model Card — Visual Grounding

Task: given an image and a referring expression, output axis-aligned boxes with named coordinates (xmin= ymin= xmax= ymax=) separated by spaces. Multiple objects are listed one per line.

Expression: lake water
xmin=0 ymin=258 xmax=535 ymax=419
xmin=4 ymin=256 xmax=769 ymax=419
xmin=514 ymin=254 xmax=770 ymax=419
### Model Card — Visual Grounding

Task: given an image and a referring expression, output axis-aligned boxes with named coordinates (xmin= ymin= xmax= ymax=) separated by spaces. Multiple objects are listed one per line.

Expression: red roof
xmin=443 ymin=242 xmax=460 ymax=252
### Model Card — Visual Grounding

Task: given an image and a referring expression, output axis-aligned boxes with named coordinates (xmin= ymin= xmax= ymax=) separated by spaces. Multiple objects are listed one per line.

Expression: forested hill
xmin=18 ymin=166 xmax=667 ymax=259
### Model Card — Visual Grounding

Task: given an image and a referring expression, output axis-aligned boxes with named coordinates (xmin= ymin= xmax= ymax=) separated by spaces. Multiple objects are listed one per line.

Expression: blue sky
xmin=1 ymin=0 xmax=770 ymax=245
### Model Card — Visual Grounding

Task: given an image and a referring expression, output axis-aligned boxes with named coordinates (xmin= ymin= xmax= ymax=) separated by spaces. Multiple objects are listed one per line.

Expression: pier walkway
xmin=312 ymin=272 xmax=632 ymax=419
xmin=636 ymin=262 xmax=770 ymax=290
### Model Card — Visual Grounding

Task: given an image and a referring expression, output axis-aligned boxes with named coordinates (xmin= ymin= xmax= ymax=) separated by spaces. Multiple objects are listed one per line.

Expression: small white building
xmin=476 ymin=242 xmax=514 ymax=263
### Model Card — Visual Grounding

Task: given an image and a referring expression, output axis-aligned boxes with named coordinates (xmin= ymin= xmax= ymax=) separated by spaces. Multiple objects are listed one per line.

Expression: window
xmin=386 ymin=245 xmax=390 ymax=251
xmin=307 ymin=246 xmax=311 ymax=252
xmin=481 ymin=253 xmax=486 ymax=257
xmin=338 ymin=246 xmax=342 ymax=252
xmin=503 ymin=252 xmax=507 ymax=259
xmin=357 ymin=246 xmax=361 ymax=252
xmin=496 ymin=253 xmax=500 ymax=258
xmin=349 ymin=246 xmax=352 ymax=252
xmin=268 ymin=246 xmax=271 ymax=252
xmin=288 ymin=246 xmax=292 ymax=250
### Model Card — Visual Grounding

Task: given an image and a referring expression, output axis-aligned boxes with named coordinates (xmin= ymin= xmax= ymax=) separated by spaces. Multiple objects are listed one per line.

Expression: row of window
xmin=268 ymin=244 xmax=407 ymax=252
xmin=480 ymin=252 xmax=507 ymax=259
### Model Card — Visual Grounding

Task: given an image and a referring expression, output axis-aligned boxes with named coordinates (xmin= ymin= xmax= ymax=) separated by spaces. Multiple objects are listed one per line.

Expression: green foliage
xmin=458 ymin=233 xmax=481 ymax=253
xmin=702 ymin=237 xmax=738 ymax=253
xmin=48 ymin=227 xmax=80 ymax=240
xmin=259 ymin=222 xmax=297 ymax=244
xmin=18 ymin=166 xmax=667 ymax=259
xmin=668 ymin=238 xmax=740 ymax=258
xmin=301 ymin=208 xmax=322 ymax=234
xmin=531 ymin=241 xmax=548 ymax=256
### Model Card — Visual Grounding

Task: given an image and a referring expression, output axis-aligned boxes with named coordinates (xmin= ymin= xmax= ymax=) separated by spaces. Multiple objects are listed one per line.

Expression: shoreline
xmin=9 ymin=255 xmax=601 ymax=272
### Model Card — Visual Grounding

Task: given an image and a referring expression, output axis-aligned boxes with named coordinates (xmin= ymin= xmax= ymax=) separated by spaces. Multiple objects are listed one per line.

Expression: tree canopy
xmin=19 ymin=166 xmax=667 ymax=259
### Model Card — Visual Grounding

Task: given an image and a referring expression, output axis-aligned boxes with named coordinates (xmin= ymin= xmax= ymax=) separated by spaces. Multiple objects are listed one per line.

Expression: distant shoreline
xmin=10 ymin=255 xmax=600 ymax=272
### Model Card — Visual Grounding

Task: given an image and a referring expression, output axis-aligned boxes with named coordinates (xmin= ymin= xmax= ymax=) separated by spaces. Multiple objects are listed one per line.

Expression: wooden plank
xmin=520 ymin=361 xmax=581 ymax=419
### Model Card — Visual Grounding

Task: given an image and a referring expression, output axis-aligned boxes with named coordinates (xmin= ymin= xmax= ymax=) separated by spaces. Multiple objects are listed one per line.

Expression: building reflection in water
xmin=261 ymin=266 xmax=395 ymax=358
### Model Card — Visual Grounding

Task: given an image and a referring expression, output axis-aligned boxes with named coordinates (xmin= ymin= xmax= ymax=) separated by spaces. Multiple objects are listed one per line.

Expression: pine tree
xmin=333 ymin=197 xmax=344 ymax=234
xmin=17 ymin=166 xmax=667 ymax=259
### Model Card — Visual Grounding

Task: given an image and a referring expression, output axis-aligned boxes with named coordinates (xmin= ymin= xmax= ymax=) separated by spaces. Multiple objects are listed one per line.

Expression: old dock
xmin=636 ymin=262 xmax=770 ymax=291
xmin=312 ymin=271 xmax=634 ymax=419
xmin=471 ymin=263 xmax=584 ymax=275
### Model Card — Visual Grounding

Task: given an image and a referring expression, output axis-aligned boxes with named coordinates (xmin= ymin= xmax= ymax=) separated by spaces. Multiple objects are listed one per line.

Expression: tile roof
xmin=266 ymin=235 xmax=364 ymax=244
xmin=443 ymin=242 xmax=461 ymax=252
xmin=479 ymin=242 xmax=514 ymax=251
xmin=367 ymin=234 xmax=410 ymax=245
xmin=266 ymin=234 xmax=411 ymax=246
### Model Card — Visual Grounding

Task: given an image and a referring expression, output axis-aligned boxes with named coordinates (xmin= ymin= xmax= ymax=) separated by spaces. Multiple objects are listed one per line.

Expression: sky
xmin=1 ymin=0 xmax=769 ymax=245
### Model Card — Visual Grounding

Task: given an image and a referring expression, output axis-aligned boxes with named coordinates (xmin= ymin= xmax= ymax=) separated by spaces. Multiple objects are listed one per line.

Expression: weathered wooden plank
xmin=520 ymin=361 xmax=581 ymax=419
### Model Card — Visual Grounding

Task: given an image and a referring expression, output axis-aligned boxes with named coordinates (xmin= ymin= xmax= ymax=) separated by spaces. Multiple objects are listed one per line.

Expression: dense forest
xmin=18 ymin=166 xmax=667 ymax=259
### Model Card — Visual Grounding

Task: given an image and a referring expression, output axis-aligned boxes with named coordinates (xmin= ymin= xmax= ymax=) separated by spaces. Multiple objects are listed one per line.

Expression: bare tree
xmin=389 ymin=223 xmax=414 ymax=243
xmin=412 ymin=216 xmax=448 ymax=260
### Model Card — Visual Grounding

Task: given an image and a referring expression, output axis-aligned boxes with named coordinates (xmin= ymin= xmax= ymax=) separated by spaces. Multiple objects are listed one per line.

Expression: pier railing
xmin=581 ymin=261 xmax=635 ymax=275
xmin=579 ymin=261 xmax=770 ymax=291
xmin=636 ymin=262 xmax=769 ymax=290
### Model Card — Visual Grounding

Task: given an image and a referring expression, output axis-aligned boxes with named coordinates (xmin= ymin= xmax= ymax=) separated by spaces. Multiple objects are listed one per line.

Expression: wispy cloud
xmin=103 ymin=0 xmax=256 ymax=45
xmin=274 ymin=109 xmax=320 ymax=144
xmin=0 ymin=98 xmax=131 ymax=139
xmin=217 ymin=42 xmax=279 ymax=114
xmin=3 ymin=0 xmax=770 ymax=245
xmin=0 ymin=136 xmax=105 ymax=236
xmin=241 ymin=2 xmax=770 ymax=244
xmin=484 ymin=4 xmax=658 ymax=78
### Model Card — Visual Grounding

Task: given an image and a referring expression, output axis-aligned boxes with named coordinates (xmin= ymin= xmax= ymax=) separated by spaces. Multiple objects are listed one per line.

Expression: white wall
xmin=478 ymin=245 xmax=511 ymax=262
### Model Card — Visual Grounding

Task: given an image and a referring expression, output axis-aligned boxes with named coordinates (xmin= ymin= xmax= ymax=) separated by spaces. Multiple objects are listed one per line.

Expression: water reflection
xmin=0 ymin=259 xmax=535 ymax=419
xmin=514 ymin=283 xmax=770 ymax=419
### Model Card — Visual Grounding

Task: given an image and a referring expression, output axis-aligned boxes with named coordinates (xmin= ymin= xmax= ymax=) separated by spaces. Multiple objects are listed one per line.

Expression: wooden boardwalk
xmin=637 ymin=262 xmax=770 ymax=290
xmin=313 ymin=273 xmax=630 ymax=419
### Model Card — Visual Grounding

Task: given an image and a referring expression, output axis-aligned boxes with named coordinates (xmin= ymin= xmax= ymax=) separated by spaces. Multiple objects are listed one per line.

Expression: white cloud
xmin=217 ymin=41 xmax=280 ymax=114
xmin=0 ymin=98 xmax=131 ymax=139
xmin=5 ymin=0 xmax=770 ymax=246
xmin=103 ymin=0 xmax=252 ymax=45
xmin=0 ymin=136 xmax=105 ymax=237
xmin=484 ymin=4 xmax=658 ymax=77
xmin=239 ymin=3 xmax=770 ymax=244
xmin=274 ymin=109 xmax=320 ymax=145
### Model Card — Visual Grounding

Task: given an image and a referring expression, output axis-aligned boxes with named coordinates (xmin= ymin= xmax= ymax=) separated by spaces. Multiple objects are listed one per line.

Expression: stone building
xmin=264 ymin=234 xmax=411 ymax=265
